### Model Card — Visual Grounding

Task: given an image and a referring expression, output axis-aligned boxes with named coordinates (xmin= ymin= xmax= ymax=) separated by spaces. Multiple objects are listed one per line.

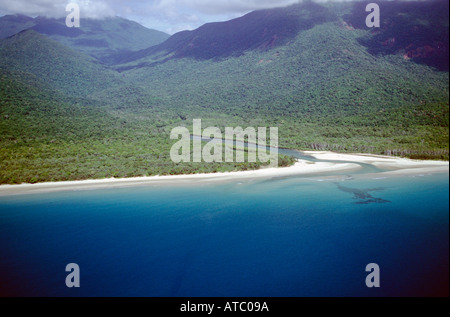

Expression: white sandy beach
xmin=304 ymin=151 xmax=449 ymax=176
xmin=0 ymin=151 xmax=448 ymax=196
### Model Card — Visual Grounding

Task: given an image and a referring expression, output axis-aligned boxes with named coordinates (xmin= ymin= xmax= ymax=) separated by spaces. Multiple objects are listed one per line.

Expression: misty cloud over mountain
xmin=1 ymin=0 xmax=432 ymax=33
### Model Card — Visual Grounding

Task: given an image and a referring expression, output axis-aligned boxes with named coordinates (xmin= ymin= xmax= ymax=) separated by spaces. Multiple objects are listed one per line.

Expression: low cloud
xmin=120 ymin=0 xmax=301 ymax=33
xmin=0 ymin=0 xmax=301 ymax=21
xmin=0 ymin=0 xmax=115 ymax=19
xmin=0 ymin=0 xmax=433 ymax=34
xmin=155 ymin=0 xmax=300 ymax=15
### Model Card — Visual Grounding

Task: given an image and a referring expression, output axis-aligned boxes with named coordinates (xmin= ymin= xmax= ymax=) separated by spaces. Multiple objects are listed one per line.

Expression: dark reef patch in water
xmin=335 ymin=183 xmax=391 ymax=205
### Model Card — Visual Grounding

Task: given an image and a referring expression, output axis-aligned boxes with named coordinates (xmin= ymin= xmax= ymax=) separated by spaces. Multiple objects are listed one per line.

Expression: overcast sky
xmin=0 ymin=0 xmax=307 ymax=34
xmin=0 ymin=0 xmax=429 ymax=34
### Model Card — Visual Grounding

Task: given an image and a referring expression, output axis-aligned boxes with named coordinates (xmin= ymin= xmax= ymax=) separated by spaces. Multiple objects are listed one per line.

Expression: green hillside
xmin=0 ymin=14 xmax=35 ymax=38
xmin=1 ymin=67 xmax=288 ymax=184
xmin=0 ymin=30 xmax=121 ymax=97
xmin=0 ymin=15 xmax=170 ymax=64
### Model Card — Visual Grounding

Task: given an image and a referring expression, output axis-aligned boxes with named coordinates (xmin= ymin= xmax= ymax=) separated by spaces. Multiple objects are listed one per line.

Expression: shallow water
xmin=0 ymin=170 xmax=448 ymax=297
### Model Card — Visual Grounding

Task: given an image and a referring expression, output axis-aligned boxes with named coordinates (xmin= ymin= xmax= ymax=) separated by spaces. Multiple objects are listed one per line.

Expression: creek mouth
xmin=191 ymin=135 xmax=386 ymax=176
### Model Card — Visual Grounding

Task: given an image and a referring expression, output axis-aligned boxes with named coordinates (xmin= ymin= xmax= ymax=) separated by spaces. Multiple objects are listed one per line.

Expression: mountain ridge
xmin=114 ymin=0 xmax=449 ymax=73
xmin=0 ymin=14 xmax=170 ymax=64
xmin=117 ymin=1 xmax=337 ymax=65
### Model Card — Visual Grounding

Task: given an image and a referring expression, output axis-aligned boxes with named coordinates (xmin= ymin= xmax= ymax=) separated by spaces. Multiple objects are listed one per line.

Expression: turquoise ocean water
xmin=0 ymin=169 xmax=448 ymax=297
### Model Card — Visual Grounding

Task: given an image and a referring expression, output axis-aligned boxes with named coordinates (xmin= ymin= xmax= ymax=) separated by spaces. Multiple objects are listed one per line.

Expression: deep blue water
xmin=0 ymin=172 xmax=448 ymax=297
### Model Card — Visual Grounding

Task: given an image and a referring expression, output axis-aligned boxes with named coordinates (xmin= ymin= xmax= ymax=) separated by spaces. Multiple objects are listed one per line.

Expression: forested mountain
xmin=0 ymin=0 xmax=448 ymax=184
xmin=118 ymin=1 xmax=336 ymax=64
xmin=117 ymin=0 xmax=448 ymax=71
xmin=0 ymin=15 xmax=169 ymax=64
xmin=345 ymin=0 xmax=449 ymax=71
xmin=0 ymin=30 xmax=121 ymax=96
xmin=115 ymin=0 xmax=448 ymax=158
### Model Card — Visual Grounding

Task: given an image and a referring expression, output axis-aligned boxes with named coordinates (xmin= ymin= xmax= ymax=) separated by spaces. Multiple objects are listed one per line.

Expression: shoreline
xmin=0 ymin=151 xmax=448 ymax=197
